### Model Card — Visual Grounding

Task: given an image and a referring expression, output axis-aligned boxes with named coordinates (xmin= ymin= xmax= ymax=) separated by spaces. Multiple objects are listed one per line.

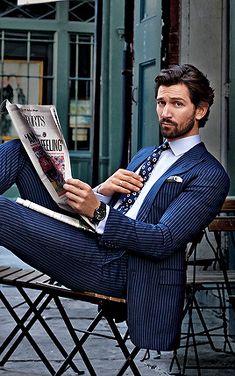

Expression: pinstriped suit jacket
xmin=101 ymin=142 xmax=230 ymax=351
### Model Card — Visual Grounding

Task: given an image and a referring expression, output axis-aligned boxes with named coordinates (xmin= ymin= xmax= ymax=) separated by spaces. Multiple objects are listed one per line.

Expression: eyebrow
xmin=156 ymin=96 xmax=186 ymax=102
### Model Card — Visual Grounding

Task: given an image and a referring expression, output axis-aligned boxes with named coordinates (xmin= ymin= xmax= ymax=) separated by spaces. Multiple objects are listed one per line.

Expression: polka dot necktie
xmin=117 ymin=141 xmax=170 ymax=214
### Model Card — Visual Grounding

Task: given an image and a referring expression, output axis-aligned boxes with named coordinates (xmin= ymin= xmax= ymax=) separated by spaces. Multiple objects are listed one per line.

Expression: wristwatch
xmin=93 ymin=201 xmax=107 ymax=224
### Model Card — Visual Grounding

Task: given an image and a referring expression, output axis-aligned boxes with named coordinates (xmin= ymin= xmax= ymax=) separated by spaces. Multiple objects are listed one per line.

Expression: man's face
xmin=156 ymin=83 xmax=202 ymax=140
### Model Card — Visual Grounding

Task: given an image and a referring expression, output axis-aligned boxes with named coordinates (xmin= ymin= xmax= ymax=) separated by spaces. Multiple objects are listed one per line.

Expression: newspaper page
xmin=6 ymin=100 xmax=72 ymax=211
xmin=4 ymin=100 xmax=95 ymax=232
xmin=16 ymin=198 xmax=95 ymax=232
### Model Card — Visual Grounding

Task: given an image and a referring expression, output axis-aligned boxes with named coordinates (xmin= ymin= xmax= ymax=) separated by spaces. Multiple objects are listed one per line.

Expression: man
xmin=0 ymin=64 xmax=230 ymax=351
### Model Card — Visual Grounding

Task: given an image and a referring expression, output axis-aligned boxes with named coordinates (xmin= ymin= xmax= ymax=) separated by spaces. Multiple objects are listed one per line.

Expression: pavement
xmin=0 ymin=246 xmax=235 ymax=376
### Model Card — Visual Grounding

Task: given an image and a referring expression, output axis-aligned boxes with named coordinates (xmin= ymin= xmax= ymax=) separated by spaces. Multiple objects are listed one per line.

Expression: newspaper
xmin=4 ymin=100 xmax=95 ymax=232
xmin=16 ymin=198 xmax=95 ymax=232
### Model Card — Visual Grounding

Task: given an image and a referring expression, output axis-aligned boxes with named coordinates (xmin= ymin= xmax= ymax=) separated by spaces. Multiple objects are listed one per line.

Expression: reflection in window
xmin=68 ymin=33 xmax=94 ymax=151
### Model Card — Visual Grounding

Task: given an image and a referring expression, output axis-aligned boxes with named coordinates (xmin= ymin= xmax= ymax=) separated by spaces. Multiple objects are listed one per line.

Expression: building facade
xmin=0 ymin=0 xmax=124 ymax=187
xmin=0 ymin=0 xmax=235 ymax=343
xmin=0 ymin=0 xmax=234 ymax=193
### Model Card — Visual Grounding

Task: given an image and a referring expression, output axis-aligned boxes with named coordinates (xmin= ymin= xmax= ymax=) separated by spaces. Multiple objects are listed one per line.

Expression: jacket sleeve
xmin=100 ymin=164 xmax=230 ymax=260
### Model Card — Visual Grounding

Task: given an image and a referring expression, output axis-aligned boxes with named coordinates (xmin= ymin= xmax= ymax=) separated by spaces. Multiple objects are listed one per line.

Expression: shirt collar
xmin=167 ymin=135 xmax=201 ymax=156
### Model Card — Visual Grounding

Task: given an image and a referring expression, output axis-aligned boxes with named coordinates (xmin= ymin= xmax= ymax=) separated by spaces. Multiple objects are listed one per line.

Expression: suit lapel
xmin=136 ymin=142 xmax=207 ymax=221
xmin=127 ymin=146 xmax=155 ymax=171
xmin=110 ymin=142 xmax=207 ymax=211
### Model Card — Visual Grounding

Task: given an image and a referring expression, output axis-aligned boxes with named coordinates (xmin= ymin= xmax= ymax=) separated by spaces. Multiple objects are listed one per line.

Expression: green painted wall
xmin=99 ymin=0 xmax=125 ymax=179
xmin=132 ymin=0 xmax=162 ymax=155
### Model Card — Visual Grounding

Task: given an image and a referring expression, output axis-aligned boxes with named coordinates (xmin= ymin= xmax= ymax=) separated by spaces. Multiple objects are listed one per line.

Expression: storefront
xmin=0 ymin=0 xmax=125 ymax=186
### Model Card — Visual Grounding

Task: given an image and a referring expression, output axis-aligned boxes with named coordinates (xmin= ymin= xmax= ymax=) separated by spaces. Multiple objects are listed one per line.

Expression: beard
xmin=160 ymin=111 xmax=196 ymax=139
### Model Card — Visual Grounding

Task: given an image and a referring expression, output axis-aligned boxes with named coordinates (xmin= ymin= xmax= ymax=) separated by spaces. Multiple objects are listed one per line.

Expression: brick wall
xmin=162 ymin=0 xmax=180 ymax=67
xmin=168 ymin=0 xmax=180 ymax=65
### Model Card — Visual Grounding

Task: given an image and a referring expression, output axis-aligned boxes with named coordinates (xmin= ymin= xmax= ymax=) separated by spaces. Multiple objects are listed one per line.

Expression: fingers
xmin=98 ymin=169 xmax=143 ymax=196
xmin=65 ymin=178 xmax=88 ymax=189
xmin=63 ymin=178 xmax=100 ymax=217
xmin=114 ymin=170 xmax=143 ymax=192
xmin=63 ymin=179 xmax=91 ymax=200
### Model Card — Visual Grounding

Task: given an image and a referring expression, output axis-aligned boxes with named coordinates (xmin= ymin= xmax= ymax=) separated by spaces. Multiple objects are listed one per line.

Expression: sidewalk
xmin=1 ymin=247 xmax=235 ymax=375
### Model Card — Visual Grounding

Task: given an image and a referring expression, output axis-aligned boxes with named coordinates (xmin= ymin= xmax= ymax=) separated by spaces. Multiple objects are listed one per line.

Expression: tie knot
xmin=160 ymin=141 xmax=170 ymax=151
xmin=151 ymin=141 xmax=170 ymax=157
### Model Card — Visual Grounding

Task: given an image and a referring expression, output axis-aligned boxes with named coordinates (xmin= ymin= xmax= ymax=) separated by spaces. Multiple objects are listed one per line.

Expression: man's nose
xmin=161 ymin=104 xmax=172 ymax=118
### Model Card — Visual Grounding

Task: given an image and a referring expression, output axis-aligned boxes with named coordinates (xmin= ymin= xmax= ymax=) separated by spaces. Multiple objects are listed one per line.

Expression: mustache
xmin=160 ymin=118 xmax=177 ymax=126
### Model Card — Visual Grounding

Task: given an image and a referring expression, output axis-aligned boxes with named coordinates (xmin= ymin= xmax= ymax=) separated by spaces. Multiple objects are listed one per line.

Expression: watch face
xmin=94 ymin=202 xmax=106 ymax=222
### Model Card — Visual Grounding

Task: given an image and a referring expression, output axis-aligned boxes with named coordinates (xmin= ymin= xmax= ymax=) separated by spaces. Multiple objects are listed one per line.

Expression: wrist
xmin=92 ymin=201 xmax=107 ymax=224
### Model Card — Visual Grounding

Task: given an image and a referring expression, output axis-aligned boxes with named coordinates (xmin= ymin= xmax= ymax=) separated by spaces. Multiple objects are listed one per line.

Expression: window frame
xmin=0 ymin=0 xmax=95 ymax=152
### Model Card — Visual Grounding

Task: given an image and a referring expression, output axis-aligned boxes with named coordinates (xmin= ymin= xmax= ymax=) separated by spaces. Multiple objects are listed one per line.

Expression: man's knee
xmin=0 ymin=196 xmax=15 ymax=216
xmin=0 ymin=197 xmax=24 ymax=237
xmin=0 ymin=138 xmax=22 ymax=152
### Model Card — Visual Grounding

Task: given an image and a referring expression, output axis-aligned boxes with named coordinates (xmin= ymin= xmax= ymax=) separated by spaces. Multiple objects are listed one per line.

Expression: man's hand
xmin=63 ymin=178 xmax=100 ymax=218
xmin=97 ymin=169 xmax=143 ymax=196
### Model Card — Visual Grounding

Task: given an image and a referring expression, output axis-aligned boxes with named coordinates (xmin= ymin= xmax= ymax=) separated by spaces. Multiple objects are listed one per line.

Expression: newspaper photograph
xmin=5 ymin=100 xmax=72 ymax=212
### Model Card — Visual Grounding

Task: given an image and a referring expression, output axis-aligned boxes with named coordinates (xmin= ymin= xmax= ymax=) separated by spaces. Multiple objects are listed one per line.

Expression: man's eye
xmin=175 ymin=102 xmax=183 ymax=107
xmin=157 ymin=101 xmax=165 ymax=106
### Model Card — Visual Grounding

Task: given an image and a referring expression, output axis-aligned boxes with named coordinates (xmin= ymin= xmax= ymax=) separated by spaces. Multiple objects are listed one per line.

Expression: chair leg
xmin=192 ymin=294 xmax=219 ymax=351
xmin=19 ymin=288 xmax=84 ymax=375
xmin=0 ymin=288 xmax=84 ymax=375
xmin=0 ymin=289 xmax=56 ymax=375
xmin=217 ymin=283 xmax=234 ymax=353
xmin=169 ymin=350 xmax=182 ymax=375
xmin=0 ymin=288 xmax=47 ymax=357
xmin=1 ymin=281 xmax=141 ymax=375
xmin=53 ymin=301 xmax=103 ymax=376
xmin=104 ymin=313 xmax=141 ymax=376
xmin=115 ymin=346 xmax=141 ymax=376
xmin=182 ymin=291 xmax=202 ymax=376
xmin=53 ymin=298 xmax=142 ymax=376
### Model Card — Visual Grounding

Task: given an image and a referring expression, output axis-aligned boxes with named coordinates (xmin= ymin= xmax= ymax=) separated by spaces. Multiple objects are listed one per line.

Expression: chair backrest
xmin=187 ymin=197 xmax=235 ymax=272
xmin=220 ymin=196 xmax=235 ymax=213
xmin=208 ymin=196 xmax=235 ymax=232
xmin=186 ymin=197 xmax=235 ymax=291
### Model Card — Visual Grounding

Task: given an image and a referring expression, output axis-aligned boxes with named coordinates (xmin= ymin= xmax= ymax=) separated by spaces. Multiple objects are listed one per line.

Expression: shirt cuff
xmin=93 ymin=186 xmax=112 ymax=204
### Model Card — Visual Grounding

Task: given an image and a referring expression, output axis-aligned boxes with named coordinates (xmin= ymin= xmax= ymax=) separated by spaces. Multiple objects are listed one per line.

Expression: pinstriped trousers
xmin=0 ymin=140 xmax=127 ymax=298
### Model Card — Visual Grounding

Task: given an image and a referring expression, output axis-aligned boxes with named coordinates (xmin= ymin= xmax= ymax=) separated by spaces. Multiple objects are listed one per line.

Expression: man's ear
xmin=195 ymin=102 xmax=209 ymax=120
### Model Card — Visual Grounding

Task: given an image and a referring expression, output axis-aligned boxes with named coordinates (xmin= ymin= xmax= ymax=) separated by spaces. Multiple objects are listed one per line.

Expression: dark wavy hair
xmin=154 ymin=64 xmax=214 ymax=128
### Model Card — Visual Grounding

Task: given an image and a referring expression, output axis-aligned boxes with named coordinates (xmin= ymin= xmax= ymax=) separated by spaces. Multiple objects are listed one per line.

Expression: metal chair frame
xmin=170 ymin=197 xmax=235 ymax=375
xmin=0 ymin=266 xmax=141 ymax=376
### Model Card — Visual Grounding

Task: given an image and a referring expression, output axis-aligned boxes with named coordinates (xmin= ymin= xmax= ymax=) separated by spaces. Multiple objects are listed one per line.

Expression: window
xmin=0 ymin=1 xmax=95 ymax=151
xmin=0 ymin=30 xmax=54 ymax=142
xmin=68 ymin=33 xmax=94 ymax=151
xmin=0 ymin=0 xmax=56 ymax=19
xmin=69 ymin=0 xmax=95 ymax=22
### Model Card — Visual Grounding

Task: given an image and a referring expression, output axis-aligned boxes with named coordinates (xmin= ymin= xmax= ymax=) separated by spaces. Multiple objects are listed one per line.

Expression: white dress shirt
xmin=95 ymin=135 xmax=201 ymax=233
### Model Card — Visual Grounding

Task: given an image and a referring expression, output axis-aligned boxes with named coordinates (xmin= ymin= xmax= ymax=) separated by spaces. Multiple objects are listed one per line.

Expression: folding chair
xmin=0 ymin=265 xmax=141 ymax=375
xmin=170 ymin=197 xmax=235 ymax=375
